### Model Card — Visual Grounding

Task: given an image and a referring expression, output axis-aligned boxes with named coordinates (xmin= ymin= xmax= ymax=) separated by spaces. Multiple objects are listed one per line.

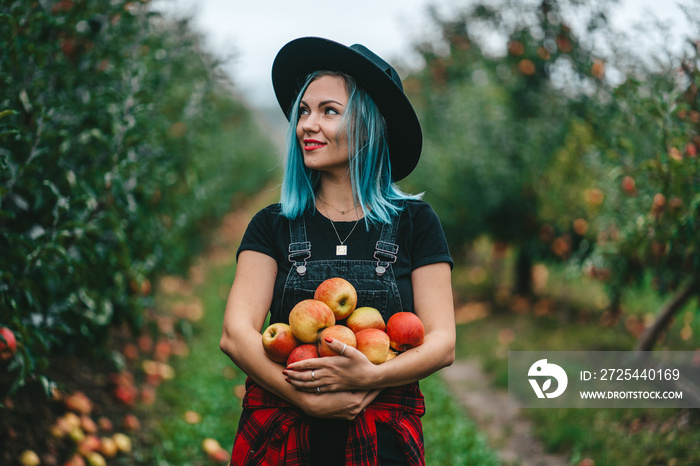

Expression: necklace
xmin=320 ymin=203 xmax=360 ymax=256
xmin=318 ymin=195 xmax=359 ymax=216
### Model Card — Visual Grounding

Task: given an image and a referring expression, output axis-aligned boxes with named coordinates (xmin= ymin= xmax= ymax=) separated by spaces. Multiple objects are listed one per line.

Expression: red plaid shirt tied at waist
xmin=230 ymin=378 xmax=426 ymax=466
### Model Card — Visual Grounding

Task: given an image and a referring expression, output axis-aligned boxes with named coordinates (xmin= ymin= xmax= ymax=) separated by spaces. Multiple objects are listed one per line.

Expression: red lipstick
xmin=303 ymin=139 xmax=326 ymax=151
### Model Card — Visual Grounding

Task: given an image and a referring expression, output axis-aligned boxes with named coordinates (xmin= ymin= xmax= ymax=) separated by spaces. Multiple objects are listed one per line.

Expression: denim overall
xmin=280 ymin=207 xmax=408 ymax=464
xmin=279 ymin=207 xmax=404 ymax=323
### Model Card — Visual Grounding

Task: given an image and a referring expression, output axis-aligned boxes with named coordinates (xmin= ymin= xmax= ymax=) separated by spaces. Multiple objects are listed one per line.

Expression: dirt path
xmin=441 ymin=360 xmax=569 ymax=466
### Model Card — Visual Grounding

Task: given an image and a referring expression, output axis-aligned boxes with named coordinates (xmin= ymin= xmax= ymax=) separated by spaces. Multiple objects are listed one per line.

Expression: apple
xmin=0 ymin=327 xmax=17 ymax=362
xmin=288 ymin=299 xmax=335 ymax=343
xmin=85 ymin=451 xmax=107 ymax=466
xmin=385 ymin=349 xmax=398 ymax=362
xmin=386 ymin=312 xmax=425 ymax=352
xmin=314 ymin=277 xmax=357 ymax=320
xmin=18 ymin=450 xmax=40 ymax=466
xmin=123 ymin=413 xmax=141 ymax=431
xmin=99 ymin=436 xmax=118 ymax=458
xmin=64 ymin=391 xmax=93 ymax=414
xmin=202 ymin=438 xmax=222 ymax=456
xmin=355 ymin=328 xmax=390 ymax=364
xmin=346 ymin=306 xmax=385 ymax=333
xmin=64 ymin=453 xmax=87 ymax=466
xmin=286 ymin=344 xmax=319 ymax=365
xmin=209 ymin=448 xmax=231 ymax=463
xmin=112 ymin=433 xmax=132 ymax=453
xmin=261 ymin=323 xmax=300 ymax=364
xmin=81 ymin=414 xmax=98 ymax=434
xmin=317 ymin=325 xmax=357 ymax=357
xmin=77 ymin=434 xmax=101 ymax=456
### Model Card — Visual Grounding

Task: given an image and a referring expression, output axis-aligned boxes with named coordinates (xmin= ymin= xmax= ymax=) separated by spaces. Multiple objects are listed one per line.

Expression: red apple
xmin=77 ymin=434 xmax=101 ymax=456
xmin=286 ymin=344 xmax=319 ymax=365
xmin=314 ymin=277 xmax=358 ymax=320
xmin=288 ymin=299 xmax=335 ymax=343
xmin=64 ymin=453 xmax=87 ymax=466
xmin=355 ymin=328 xmax=390 ymax=364
xmin=261 ymin=323 xmax=300 ymax=364
xmin=317 ymin=325 xmax=357 ymax=357
xmin=346 ymin=306 xmax=385 ymax=333
xmin=386 ymin=312 xmax=425 ymax=352
xmin=210 ymin=448 xmax=231 ymax=463
xmin=64 ymin=391 xmax=93 ymax=415
xmin=0 ymin=327 xmax=17 ymax=362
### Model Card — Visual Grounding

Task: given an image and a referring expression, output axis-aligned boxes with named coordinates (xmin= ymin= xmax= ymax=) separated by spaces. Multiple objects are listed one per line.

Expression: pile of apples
xmin=262 ymin=277 xmax=424 ymax=366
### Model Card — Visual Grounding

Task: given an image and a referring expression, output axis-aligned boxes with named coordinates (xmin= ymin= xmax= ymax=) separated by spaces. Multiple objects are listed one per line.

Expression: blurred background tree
xmin=0 ymin=0 xmax=278 ymax=393
xmin=403 ymin=0 xmax=699 ymax=350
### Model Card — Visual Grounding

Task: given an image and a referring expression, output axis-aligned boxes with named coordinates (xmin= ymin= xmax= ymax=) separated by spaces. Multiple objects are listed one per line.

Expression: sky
xmin=153 ymin=0 xmax=694 ymax=109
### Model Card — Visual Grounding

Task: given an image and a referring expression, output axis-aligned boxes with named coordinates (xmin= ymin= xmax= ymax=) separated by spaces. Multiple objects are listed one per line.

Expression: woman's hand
xmin=295 ymin=386 xmax=382 ymax=420
xmin=284 ymin=338 xmax=379 ymax=393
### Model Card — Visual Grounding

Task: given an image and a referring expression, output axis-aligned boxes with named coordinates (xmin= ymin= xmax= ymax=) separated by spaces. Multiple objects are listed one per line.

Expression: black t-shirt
xmin=237 ymin=200 xmax=453 ymax=323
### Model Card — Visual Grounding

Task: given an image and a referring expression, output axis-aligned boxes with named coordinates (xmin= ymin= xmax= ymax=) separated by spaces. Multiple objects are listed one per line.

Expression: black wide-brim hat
xmin=272 ymin=37 xmax=422 ymax=182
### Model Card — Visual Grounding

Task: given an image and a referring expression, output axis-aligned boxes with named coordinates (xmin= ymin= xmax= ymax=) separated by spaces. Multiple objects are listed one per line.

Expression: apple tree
xmin=0 ymin=0 xmax=277 ymax=394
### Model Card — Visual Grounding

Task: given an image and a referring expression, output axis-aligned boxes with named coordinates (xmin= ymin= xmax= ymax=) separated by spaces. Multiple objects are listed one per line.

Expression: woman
xmin=220 ymin=37 xmax=455 ymax=465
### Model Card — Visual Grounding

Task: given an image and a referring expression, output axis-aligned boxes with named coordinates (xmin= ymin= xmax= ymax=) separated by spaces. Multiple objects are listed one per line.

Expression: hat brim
xmin=272 ymin=37 xmax=422 ymax=182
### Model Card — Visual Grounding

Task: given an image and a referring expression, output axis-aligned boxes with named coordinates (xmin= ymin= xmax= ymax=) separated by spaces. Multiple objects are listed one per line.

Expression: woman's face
xmin=296 ymin=75 xmax=350 ymax=176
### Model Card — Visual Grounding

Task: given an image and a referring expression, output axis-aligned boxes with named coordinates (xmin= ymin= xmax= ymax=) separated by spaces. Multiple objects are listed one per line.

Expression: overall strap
xmin=374 ymin=201 xmax=405 ymax=276
xmin=288 ymin=215 xmax=311 ymax=275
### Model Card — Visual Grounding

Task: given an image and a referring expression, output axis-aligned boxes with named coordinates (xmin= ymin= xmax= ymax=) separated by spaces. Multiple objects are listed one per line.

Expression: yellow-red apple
xmin=112 ymin=433 xmax=132 ymax=453
xmin=355 ymin=328 xmax=390 ymax=364
xmin=0 ymin=327 xmax=17 ymax=362
xmin=286 ymin=344 xmax=319 ymax=365
xmin=385 ymin=349 xmax=398 ymax=362
xmin=314 ymin=277 xmax=357 ymax=320
xmin=346 ymin=306 xmax=385 ymax=333
xmin=386 ymin=312 xmax=425 ymax=352
xmin=261 ymin=323 xmax=300 ymax=364
xmin=317 ymin=325 xmax=357 ymax=357
xmin=288 ymin=299 xmax=335 ymax=343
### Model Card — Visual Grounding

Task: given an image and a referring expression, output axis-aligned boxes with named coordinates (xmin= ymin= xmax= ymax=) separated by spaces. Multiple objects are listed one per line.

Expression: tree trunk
xmin=635 ymin=275 xmax=700 ymax=352
xmin=514 ymin=248 xmax=533 ymax=297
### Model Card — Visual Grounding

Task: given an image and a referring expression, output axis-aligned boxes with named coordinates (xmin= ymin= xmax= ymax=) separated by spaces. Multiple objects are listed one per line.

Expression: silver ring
xmin=316 ymin=386 xmax=321 ymax=395
xmin=311 ymin=370 xmax=315 ymax=382
xmin=340 ymin=343 xmax=347 ymax=355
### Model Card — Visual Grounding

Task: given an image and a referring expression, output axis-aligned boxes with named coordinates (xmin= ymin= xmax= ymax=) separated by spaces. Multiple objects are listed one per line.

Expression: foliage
xmin=405 ymin=0 xmax=699 ymax=347
xmin=0 ymin=0 xmax=277 ymax=395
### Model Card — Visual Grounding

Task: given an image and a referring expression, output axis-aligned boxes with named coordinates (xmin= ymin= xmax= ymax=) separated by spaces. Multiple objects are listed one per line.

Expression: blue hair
xmin=280 ymin=70 xmax=421 ymax=227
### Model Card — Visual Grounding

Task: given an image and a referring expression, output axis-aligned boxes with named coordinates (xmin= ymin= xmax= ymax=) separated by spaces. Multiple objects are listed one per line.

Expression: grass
xmin=422 ymin=374 xmax=500 ymax=465
xmin=143 ymin=257 xmax=244 ymax=465
xmin=451 ymin=239 xmax=700 ymax=466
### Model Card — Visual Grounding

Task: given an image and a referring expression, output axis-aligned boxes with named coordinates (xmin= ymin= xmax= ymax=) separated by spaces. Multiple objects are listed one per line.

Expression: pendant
xmin=336 ymin=245 xmax=347 ymax=256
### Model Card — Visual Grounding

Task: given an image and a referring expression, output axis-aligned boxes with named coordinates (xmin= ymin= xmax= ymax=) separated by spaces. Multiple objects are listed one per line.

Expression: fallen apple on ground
xmin=386 ymin=312 xmax=425 ymax=352
xmin=346 ymin=306 xmax=385 ymax=333
xmin=112 ymin=433 xmax=132 ymax=453
xmin=314 ymin=277 xmax=358 ymax=320
xmin=355 ymin=328 xmax=390 ymax=364
xmin=262 ymin=322 xmax=300 ymax=364
xmin=317 ymin=325 xmax=357 ymax=357
xmin=288 ymin=299 xmax=335 ymax=343
xmin=18 ymin=450 xmax=40 ymax=466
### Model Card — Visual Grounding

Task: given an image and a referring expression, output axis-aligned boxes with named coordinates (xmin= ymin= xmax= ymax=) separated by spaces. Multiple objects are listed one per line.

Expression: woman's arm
xmin=220 ymin=250 xmax=379 ymax=419
xmin=286 ymin=261 xmax=455 ymax=392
